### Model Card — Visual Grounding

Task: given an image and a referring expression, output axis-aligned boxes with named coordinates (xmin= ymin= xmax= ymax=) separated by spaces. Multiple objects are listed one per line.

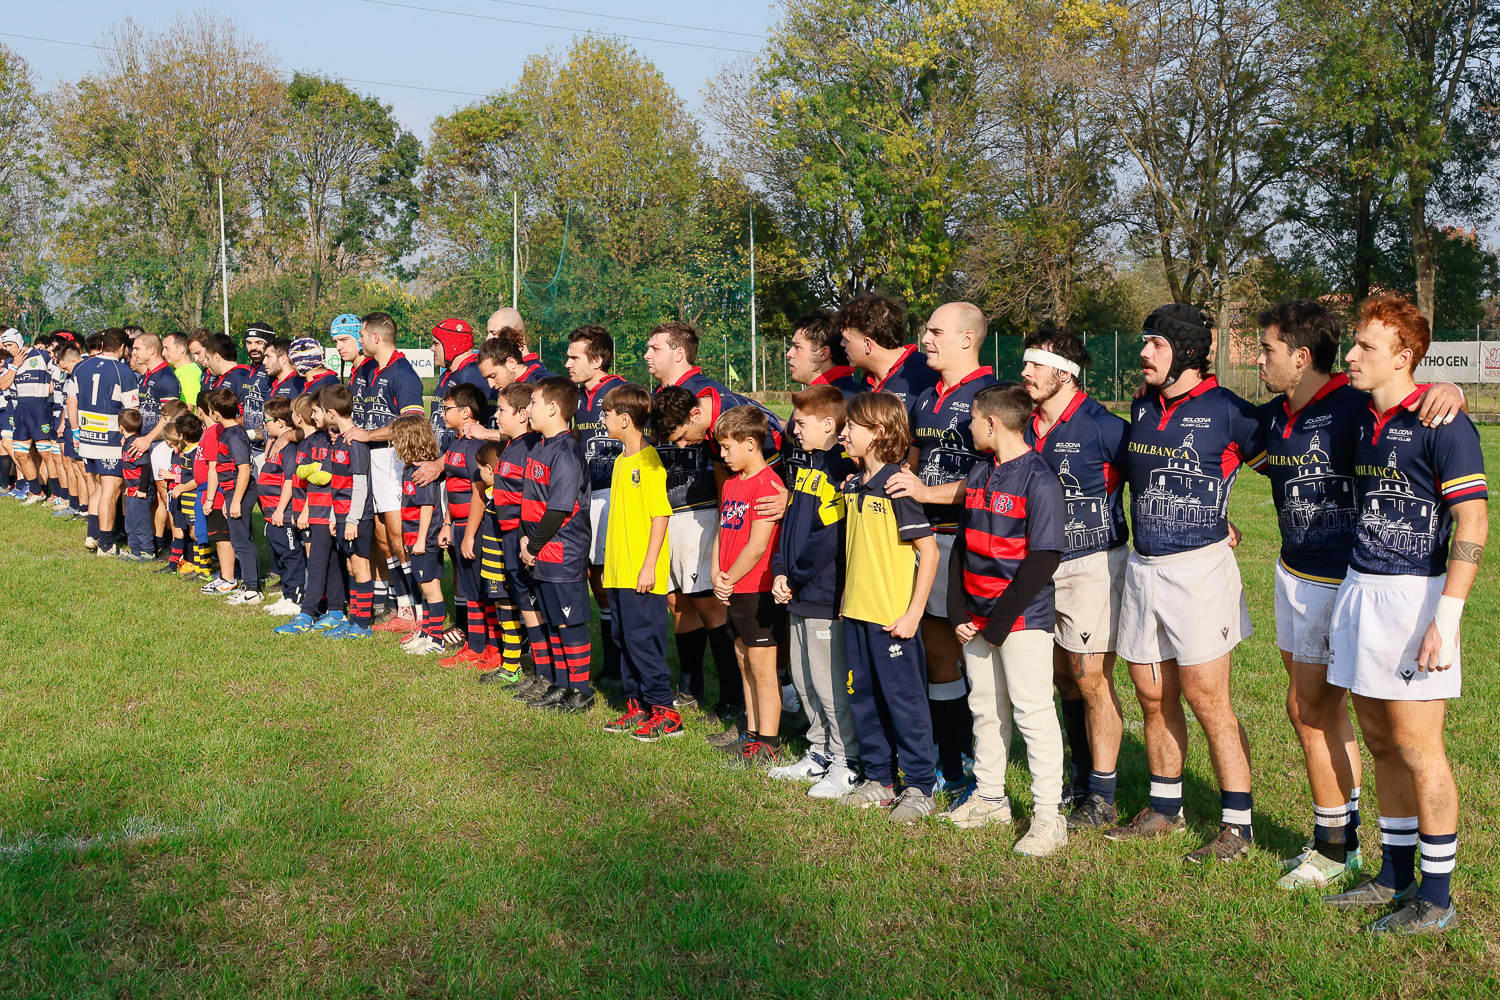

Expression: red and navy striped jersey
xmin=401 ymin=463 xmax=444 ymax=550
xmin=575 ymin=373 xmax=626 ymax=492
xmin=809 ymin=365 xmax=864 ymax=400
xmin=1259 ymin=375 xmax=1366 ymax=583
xmin=443 ymin=436 xmax=484 ymax=525
xmin=863 ymin=345 xmax=940 ymax=413
xmin=360 ymin=352 xmax=425 ymax=432
xmin=496 ymin=432 xmax=538 ymax=531
xmin=209 ymin=364 xmax=254 ymax=406
xmin=270 ymin=371 xmax=304 ymax=401
xmin=210 ymin=424 xmax=252 ymax=511
xmin=70 ymin=356 xmax=138 ymax=458
xmin=1350 ymin=388 xmax=1487 ymax=578
xmin=431 ymin=352 xmax=494 ymax=450
xmin=654 ymin=367 xmax=731 ymax=512
xmin=910 ymin=367 xmax=999 ymax=531
xmin=328 ymin=432 xmax=371 ymax=525
xmin=257 ymin=437 xmax=294 ymax=510
xmin=136 ymin=362 xmax=181 ymax=434
xmin=121 ymin=434 xmax=150 ymax=498
xmin=522 ymin=430 xmax=591 ymax=582
xmin=243 ymin=365 xmax=271 ymax=438
xmin=959 ymin=450 xmax=1065 ymax=633
xmin=1025 ymin=391 xmax=1129 ymax=560
xmin=298 ymin=430 xmax=333 ymax=525
xmin=1126 ymin=377 xmax=1267 ymax=556
xmin=347 ymin=357 xmax=378 ymax=427
xmin=302 ymin=370 xmax=340 ymax=396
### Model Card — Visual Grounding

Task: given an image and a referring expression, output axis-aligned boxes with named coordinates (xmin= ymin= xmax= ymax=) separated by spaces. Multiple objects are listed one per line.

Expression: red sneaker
xmin=476 ymin=648 xmax=504 ymax=672
xmin=631 ymin=706 xmax=685 ymax=742
xmin=439 ymin=648 xmax=484 ymax=670
xmin=604 ymin=700 xmax=647 ymax=734
xmin=373 ymin=608 xmax=417 ymax=633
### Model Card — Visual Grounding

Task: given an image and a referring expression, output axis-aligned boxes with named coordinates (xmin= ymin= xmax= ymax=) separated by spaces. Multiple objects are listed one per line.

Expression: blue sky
xmin=3 ymin=0 xmax=777 ymax=137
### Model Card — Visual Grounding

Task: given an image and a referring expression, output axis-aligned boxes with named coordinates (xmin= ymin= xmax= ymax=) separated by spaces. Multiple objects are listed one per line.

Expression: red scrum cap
xmin=432 ymin=318 xmax=474 ymax=360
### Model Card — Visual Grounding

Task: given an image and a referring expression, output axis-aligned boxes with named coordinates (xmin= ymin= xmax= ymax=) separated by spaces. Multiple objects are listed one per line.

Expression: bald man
xmin=887 ymin=302 xmax=1000 ymax=793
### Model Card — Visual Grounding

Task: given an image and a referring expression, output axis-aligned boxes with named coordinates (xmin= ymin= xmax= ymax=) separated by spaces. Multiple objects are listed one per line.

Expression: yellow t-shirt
xmin=841 ymin=464 xmax=932 ymax=626
xmin=604 ymin=445 xmax=672 ymax=594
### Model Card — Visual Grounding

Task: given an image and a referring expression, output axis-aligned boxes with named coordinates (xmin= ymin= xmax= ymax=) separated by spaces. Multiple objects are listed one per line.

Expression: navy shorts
xmin=0 ymin=409 xmax=12 ymax=435
xmin=409 ymin=547 xmax=443 ymax=584
xmin=85 ymin=456 xmax=123 ymax=478
xmin=62 ymin=429 xmax=78 ymax=461
xmin=451 ymin=543 xmax=482 ymax=602
xmin=503 ymin=531 xmax=536 ymax=610
xmin=534 ymin=577 xmax=593 ymax=628
xmin=336 ymin=518 xmax=375 ymax=560
xmin=11 ymin=404 xmax=51 ymax=442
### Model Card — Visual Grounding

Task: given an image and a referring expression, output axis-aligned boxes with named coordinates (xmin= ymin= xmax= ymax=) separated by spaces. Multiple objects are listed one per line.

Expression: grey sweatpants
xmin=788 ymin=613 xmax=859 ymax=762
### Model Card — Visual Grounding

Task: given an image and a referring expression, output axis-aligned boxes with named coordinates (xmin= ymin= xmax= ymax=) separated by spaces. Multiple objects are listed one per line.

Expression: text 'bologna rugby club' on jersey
xmin=960 ymin=449 xmax=1066 ymax=633
xmin=1025 ymin=391 xmax=1128 ymax=560
xmin=521 ymin=431 xmax=591 ymax=581
xmin=910 ymin=367 xmax=998 ymax=532
xmin=576 ymin=373 xmax=625 ymax=493
xmin=1349 ymin=388 xmax=1488 ymax=578
xmin=1126 ymin=376 xmax=1267 ymax=557
xmin=1259 ymin=374 xmax=1366 ymax=584
xmin=863 ymin=344 xmax=940 ymax=413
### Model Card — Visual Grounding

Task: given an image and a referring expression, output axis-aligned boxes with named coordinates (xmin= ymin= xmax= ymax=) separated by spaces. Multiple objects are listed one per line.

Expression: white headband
xmin=1023 ymin=348 xmax=1081 ymax=377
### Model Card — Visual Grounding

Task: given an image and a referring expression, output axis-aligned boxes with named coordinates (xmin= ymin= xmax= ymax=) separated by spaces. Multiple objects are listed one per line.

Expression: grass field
xmin=3 ymin=432 xmax=1500 ymax=999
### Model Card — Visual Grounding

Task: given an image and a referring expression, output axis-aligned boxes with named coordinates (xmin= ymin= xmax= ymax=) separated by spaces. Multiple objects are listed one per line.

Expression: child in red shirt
xmin=711 ymin=405 xmax=787 ymax=764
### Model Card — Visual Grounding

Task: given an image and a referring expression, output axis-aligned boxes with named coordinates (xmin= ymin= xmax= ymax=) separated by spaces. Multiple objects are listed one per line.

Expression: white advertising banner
xmin=1414 ymin=342 xmax=1486 ymax=383
xmin=322 ymin=349 xmax=436 ymax=379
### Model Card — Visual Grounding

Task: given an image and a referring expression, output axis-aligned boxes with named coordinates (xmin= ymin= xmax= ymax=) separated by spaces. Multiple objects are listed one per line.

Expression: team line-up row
xmin=0 ymin=292 xmax=1485 ymax=936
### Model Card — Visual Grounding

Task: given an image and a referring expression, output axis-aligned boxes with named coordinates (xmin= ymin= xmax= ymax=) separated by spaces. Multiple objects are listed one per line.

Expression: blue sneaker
xmin=935 ymin=773 xmax=974 ymax=796
xmin=328 ymin=623 xmax=372 ymax=640
xmin=312 ymin=611 xmax=347 ymax=631
xmin=52 ymin=505 xmax=74 ymax=518
xmin=275 ymin=613 xmax=315 ymax=635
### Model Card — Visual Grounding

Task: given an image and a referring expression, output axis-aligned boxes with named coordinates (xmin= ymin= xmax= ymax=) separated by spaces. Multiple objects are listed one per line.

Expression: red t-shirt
xmin=718 ymin=465 xmax=782 ymax=593
xmin=193 ymin=422 xmax=222 ymax=491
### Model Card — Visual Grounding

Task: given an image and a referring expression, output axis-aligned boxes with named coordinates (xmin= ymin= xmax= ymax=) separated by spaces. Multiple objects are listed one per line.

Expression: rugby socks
xmin=421 ymin=602 xmax=445 ymax=641
xmin=86 ymin=513 xmax=100 ymax=543
xmin=525 ymin=622 xmax=555 ymax=685
xmin=928 ymin=679 xmax=972 ymax=784
xmin=372 ymin=580 xmax=389 ymax=615
xmin=1221 ymin=791 xmax=1253 ymax=841
xmin=1417 ymin=832 xmax=1457 ymax=909
xmin=169 ymin=537 xmax=184 ymax=566
xmin=1374 ymin=815 xmax=1419 ymax=891
xmin=465 ymin=600 xmax=486 ymax=654
xmin=47 ymin=476 xmax=60 ymax=499
xmin=675 ymin=626 xmax=707 ymax=701
xmin=1060 ymin=696 xmax=1091 ymax=793
xmin=557 ymin=623 xmax=592 ymax=696
xmin=1313 ymin=803 xmax=1348 ymax=863
xmin=385 ymin=557 xmax=415 ymax=611
xmin=598 ymin=608 xmax=622 ymax=681
xmin=348 ymin=581 xmax=374 ymax=628
xmin=1149 ymin=774 xmax=1183 ymax=817
xmin=0 ymin=453 xmax=11 ymax=487
xmin=707 ymin=624 xmax=741 ymax=710
xmin=1347 ymin=786 xmax=1362 ymax=853
xmin=497 ymin=608 xmax=524 ymax=670
xmin=481 ymin=601 xmax=499 ymax=655
xmin=1088 ymin=769 xmax=1118 ymax=805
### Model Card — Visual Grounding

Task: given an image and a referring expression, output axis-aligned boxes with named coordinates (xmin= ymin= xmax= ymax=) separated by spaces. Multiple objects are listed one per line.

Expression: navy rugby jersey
xmin=442 ymin=436 xmax=484 ymax=527
xmin=360 ymin=352 xmax=425 ymax=434
xmin=209 ymin=364 xmax=254 ymax=406
xmin=522 ymin=430 xmax=591 ymax=581
xmin=575 ymin=373 xmax=625 ymax=492
xmin=328 ymin=432 xmax=372 ymax=526
xmin=257 ymin=438 xmax=295 ymax=511
xmin=1349 ymin=388 xmax=1488 ymax=578
xmin=519 ymin=359 xmax=555 ymax=383
xmin=11 ymin=348 xmax=53 ymax=404
xmin=496 ymin=431 xmax=539 ymax=531
xmin=863 ymin=345 xmax=940 ymax=412
xmin=959 ymin=450 xmax=1065 ymax=633
xmin=654 ymin=367 xmax=730 ymax=513
xmin=770 ymin=443 xmax=858 ymax=619
xmin=71 ymin=355 xmax=138 ymax=459
xmin=137 ymin=362 xmax=181 ymax=434
xmin=810 ymin=365 xmax=864 ymax=399
xmin=347 ymin=357 xmax=377 ymax=426
xmin=1025 ymin=391 xmax=1129 ymax=560
xmin=1259 ymin=374 xmax=1365 ymax=583
xmin=243 ymin=365 xmax=271 ymax=439
xmin=431 ymin=352 xmax=494 ymax=450
xmin=1126 ymin=376 xmax=1267 ymax=557
xmin=270 ymin=370 xmax=305 ymax=402
xmin=401 ymin=464 xmax=444 ymax=550
xmin=910 ymin=367 xmax=999 ymax=532
xmin=302 ymin=369 xmax=340 ymax=396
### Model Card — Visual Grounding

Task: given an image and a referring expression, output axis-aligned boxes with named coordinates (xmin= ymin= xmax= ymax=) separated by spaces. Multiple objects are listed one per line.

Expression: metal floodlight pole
xmin=511 ymin=190 xmax=519 ymax=309
xmin=217 ymin=176 xmax=230 ymax=339
xmin=749 ymin=202 xmax=758 ymax=394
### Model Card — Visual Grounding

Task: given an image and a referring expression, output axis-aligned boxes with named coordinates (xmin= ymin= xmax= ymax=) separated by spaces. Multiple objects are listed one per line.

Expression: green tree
xmin=0 ymin=45 xmax=55 ymax=327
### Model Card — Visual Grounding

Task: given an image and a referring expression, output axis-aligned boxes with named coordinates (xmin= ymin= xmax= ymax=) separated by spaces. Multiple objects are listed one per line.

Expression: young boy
xmin=202 ymin=387 xmax=262 ymax=605
xmin=837 ymin=392 xmax=941 ymax=823
xmin=597 ymin=383 xmax=680 ymax=741
xmin=711 ymin=405 xmax=787 ymax=764
xmin=119 ymin=409 xmax=156 ymax=561
xmin=390 ymin=412 xmax=448 ymax=655
xmin=473 ymin=441 xmax=527 ymax=682
xmin=492 ymin=385 xmax=557 ymax=702
xmin=770 ymin=385 xmax=860 ymax=795
xmin=519 ymin=376 xmax=595 ymax=713
xmin=167 ymin=413 xmax=209 ymax=579
xmin=945 ymin=384 xmax=1068 ymax=856
xmin=260 ymin=397 xmax=306 ymax=615
xmin=277 ymin=391 xmax=343 ymax=635
xmin=323 ymin=384 xmax=375 ymax=639
xmin=437 ymin=383 xmax=494 ymax=669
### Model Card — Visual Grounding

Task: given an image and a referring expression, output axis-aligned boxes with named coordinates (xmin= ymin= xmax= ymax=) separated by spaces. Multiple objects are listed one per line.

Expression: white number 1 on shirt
xmin=91 ymin=374 xmax=100 ymax=405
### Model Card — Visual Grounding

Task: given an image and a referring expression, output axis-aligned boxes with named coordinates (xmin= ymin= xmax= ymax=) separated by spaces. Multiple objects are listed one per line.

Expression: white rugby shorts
xmin=1274 ymin=561 xmax=1338 ymax=666
xmin=589 ymin=490 xmax=610 ymax=567
xmin=1328 ymin=570 xmax=1459 ymax=701
xmin=1054 ymin=545 xmax=1128 ymax=655
xmin=923 ymin=531 xmax=956 ymax=617
xmin=667 ymin=507 xmax=717 ymax=595
xmin=1117 ymin=538 xmax=1251 ymax=667
xmin=370 ymin=446 xmax=401 ymax=514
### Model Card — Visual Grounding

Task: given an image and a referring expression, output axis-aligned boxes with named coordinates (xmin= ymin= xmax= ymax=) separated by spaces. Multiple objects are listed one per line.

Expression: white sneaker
xmin=263 ymin=597 xmax=300 ymax=616
xmin=84 ymin=536 xmax=99 ymax=551
xmin=226 ymin=589 xmax=264 ymax=606
xmin=768 ymin=752 xmax=829 ymax=782
xmin=404 ymin=636 xmax=443 ymax=655
xmin=22 ymin=493 xmax=44 ymax=506
xmin=1013 ymin=812 xmax=1068 ymax=857
xmin=399 ymin=630 xmax=431 ymax=648
xmin=942 ymin=792 xmax=1013 ymax=830
xmin=780 ymin=682 xmax=801 ymax=714
xmin=807 ymin=760 xmax=858 ymax=799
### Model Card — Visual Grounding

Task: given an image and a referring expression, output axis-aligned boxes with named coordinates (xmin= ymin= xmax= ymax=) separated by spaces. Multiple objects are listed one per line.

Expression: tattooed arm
xmin=1418 ymin=499 xmax=1487 ymax=671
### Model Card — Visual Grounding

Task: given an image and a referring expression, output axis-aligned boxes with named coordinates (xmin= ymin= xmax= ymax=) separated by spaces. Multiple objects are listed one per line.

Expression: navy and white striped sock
xmin=1221 ymin=790 xmax=1253 ymax=840
xmin=1374 ymin=815 xmax=1419 ymax=891
xmin=1416 ymin=832 xmax=1457 ymax=909
xmin=1088 ymin=769 xmax=1118 ymax=804
xmin=1346 ymin=786 xmax=1362 ymax=853
xmin=1148 ymin=774 xmax=1182 ymax=817
xmin=1313 ymin=802 xmax=1348 ymax=862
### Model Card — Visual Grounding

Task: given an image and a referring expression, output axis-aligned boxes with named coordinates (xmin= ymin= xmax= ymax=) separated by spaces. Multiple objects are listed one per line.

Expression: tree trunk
xmin=1409 ymin=185 xmax=1437 ymax=326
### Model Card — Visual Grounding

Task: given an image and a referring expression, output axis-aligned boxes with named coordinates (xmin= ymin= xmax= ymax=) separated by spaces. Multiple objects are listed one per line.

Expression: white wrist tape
xmin=1434 ymin=595 xmax=1464 ymax=667
xmin=1022 ymin=348 xmax=1081 ymax=377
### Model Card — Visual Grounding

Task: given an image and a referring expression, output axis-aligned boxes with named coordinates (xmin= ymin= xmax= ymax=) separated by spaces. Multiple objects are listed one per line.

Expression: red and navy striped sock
xmin=349 ymin=581 xmax=374 ymax=627
xmin=481 ymin=601 xmax=499 ymax=655
xmin=422 ymin=602 xmax=445 ymax=640
xmin=557 ymin=623 xmax=592 ymax=696
xmin=526 ymin=623 xmax=555 ymax=684
xmin=169 ymin=538 xmax=184 ymax=566
xmin=465 ymin=600 xmax=486 ymax=654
